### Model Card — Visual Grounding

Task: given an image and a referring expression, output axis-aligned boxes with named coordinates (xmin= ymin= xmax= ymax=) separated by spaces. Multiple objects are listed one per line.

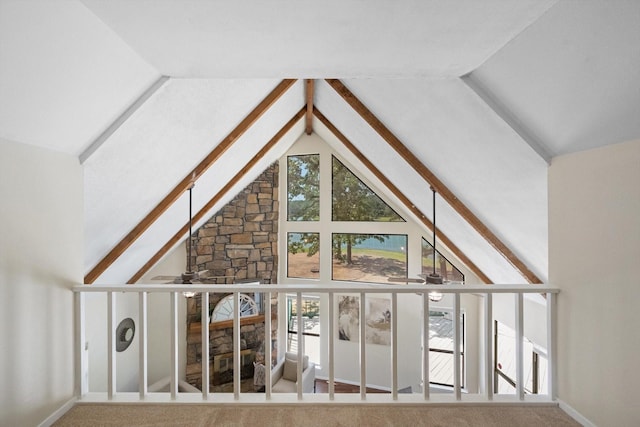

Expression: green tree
xmin=332 ymin=233 xmax=390 ymax=265
xmin=331 ymin=156 xmax=403 ymax=222
xmin=287 ymin=155 xmax=320 ymax=221
xmin=288 ymin=232 xmax=320 ymax=258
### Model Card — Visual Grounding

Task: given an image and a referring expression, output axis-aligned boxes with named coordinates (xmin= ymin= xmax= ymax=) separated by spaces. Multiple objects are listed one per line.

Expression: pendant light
xmin=426 ymin=186 xmax=443 ymax=302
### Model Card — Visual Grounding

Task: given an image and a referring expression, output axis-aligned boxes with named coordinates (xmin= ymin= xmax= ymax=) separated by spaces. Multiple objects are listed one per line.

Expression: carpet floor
xmin=53 ymin=404 xmax=581 ymax=426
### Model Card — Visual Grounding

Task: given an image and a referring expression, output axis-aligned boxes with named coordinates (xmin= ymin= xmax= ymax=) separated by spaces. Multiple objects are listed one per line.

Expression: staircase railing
xmin=73 ymin=283 xmax=558 ymax=404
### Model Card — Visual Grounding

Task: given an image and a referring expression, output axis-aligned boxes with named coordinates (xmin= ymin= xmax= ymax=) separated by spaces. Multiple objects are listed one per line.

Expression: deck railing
xmin=73 ymin=283 xmax=558 ymax=404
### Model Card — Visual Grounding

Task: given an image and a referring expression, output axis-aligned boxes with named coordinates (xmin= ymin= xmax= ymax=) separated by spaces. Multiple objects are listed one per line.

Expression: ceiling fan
xmin=152 ymin=176 xmax=215 ymax=285
xmin=387 ymin=186 xmax=444 ymax=302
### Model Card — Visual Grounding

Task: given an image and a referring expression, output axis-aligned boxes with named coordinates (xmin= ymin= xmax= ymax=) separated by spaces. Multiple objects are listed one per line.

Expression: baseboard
xmin=38 ymin=397 xmax=77 ymax=427
xmin=557 ymin=399 xmax=596 ymax=427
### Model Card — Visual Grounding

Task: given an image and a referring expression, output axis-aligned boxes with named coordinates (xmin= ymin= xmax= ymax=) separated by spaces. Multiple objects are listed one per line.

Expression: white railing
xmin=73 ymin=283 xmax=558 ymax=404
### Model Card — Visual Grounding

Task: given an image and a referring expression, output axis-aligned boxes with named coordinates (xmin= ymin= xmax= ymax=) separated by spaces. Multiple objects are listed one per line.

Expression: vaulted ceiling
xmin=1 ymin=0 xmax=638 ymax=284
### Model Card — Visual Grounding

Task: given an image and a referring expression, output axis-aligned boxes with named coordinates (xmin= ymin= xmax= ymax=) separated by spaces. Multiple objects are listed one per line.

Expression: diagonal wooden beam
xmin=128 ymin=107 xmax=307 ymax=284
xmin=325 ymin=79 xmax=541 ymax=284
xmin=314 ymin=107 xmax=492 ymax=284
xmin=305 ymin=79 xmax=314 ymax=134
xmin=85 ymin=79 xmax=298 ymax=284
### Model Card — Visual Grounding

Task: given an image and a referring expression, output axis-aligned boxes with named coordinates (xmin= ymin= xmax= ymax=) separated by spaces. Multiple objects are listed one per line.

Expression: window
xmin=287 ymin=154 xmax=319 ymax=221
xmin=421 ymin=237 xmax=464 ymax=283
xmin=494 ymin=320 xmax=547 ymax=394
xmin=210 ymin=294 xmax=259 ymax=323
xmin=332 ymin=156 xmax=403 ymax=222
xmin=429 ymin=310 xmax=465 ymax=388
xmin=287 ymin=294 xmax=320 ymax=364
xmin=287 ymin=232 xmax=319 ymax=279
xmin=332 ymin=233 xmax=407 ymax=283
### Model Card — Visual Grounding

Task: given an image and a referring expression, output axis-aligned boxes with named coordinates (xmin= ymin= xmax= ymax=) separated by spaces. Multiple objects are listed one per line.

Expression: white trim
xmin=75 ymin=283 xmax=559 ymax=295
xmin=79 ymin=76 xmax=169 ymax=164
xmin=558 ymin=399 xmax=596 ymax=427
xmin=37 ymin=397 xmax=77 ymax=427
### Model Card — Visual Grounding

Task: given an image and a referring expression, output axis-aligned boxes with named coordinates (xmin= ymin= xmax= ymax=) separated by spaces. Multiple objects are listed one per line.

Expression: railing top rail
xmin=74 ymin=283 xmax=559 ymax=294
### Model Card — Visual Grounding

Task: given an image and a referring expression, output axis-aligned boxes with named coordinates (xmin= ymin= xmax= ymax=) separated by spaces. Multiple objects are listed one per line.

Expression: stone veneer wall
xmin=189 ymin=162 xmax=279 ymax=283
xmin=185 ymin=162 xmax=279 ymax=391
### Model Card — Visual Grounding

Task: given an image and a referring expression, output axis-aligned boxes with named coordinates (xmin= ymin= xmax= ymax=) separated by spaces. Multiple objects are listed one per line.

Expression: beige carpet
xmin=53 ymin=404 xmax=581 ymax=426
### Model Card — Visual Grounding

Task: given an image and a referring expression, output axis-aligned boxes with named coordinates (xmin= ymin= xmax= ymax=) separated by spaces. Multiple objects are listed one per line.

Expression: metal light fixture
xmin=182 ymin=180 xmax=197 ymax=298
xmin=426 ymin=186 xmax=443 ymax=302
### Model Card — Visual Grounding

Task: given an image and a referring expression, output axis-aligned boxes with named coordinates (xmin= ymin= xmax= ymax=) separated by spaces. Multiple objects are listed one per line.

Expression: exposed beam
xmin=128 ymin=107 xmax=306 ymax=284
xmin=305 ymin=79 xmax=314 ymax=134
xmin=461 ymin=73 xmax=552 ymax=164
xmin=85 ymin=79 xmax=298 ymax=284
xmin=314 ymin=107 xmax=492 ymax=284
xmin=325 ymin=79 xmax=541 ymax=284
xmin=79 ymin=76 xmax=170 ymax=164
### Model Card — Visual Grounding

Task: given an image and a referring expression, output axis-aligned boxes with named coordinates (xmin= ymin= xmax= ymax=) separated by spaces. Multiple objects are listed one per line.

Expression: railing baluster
xmin=170 ymin=292 xmax=178 ymax=400
xmin=265 ymin=292 xmax=272 ymax=400
xmin=484 ymin=293 xmax=493 ymax=400
xmin=422 ymin=292 xmax=429 ymax=400
xmin=139 ymin=292 xmax=148 ymax=399
xmin=453 ymin=293 xmax=461 ymax=400
xmin=296 ymin=292 xmax=303 ymax=399
xmin=328 ymin=292 xmax=335 ymax=400
xmin=515 ymin=293 xmax=524 ymax=400
xmin=74 ymin=291 xmax=87 ymax=397
xmin=73 ymin=283 xmax=560 ymax=405
xmin=201 ymin=292 xmax=209 ymax=400
xmin=359 ymin=292 xmax=366 ymax=400
xmin=233 ymin=292 xmax=240 ymax=400
xmin=547 ymin=292 xmax=557 ymax=399
xmin=107 ymin=292 xmax=116 ymax=400
xmin=391 ymin=293 xmax=398 ymax=400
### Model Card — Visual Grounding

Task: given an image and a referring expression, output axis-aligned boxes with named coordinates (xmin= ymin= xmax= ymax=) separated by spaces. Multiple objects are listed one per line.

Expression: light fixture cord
xmin=432 ymin=186 xmax=436 ymax=276
xmin=188 ymin=186 xmax=193 ymax=273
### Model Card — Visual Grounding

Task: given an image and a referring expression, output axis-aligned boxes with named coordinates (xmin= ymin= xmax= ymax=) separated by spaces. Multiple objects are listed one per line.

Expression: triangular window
xmin=331 ymin=156 xmax=404 ymax=222
xmin=421 ymin=237 xmax=464 ymax=283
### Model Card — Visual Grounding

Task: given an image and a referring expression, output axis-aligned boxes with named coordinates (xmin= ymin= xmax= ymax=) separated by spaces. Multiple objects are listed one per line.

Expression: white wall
xmin=83 ymin=237 xmax=188 ymax=392
xmin=549 ymin=139 xmax=640 ymax=427
xmin=139 ymin=246 xmax=188 ymax=386
xmin=0 ymin=138 xmax=83 ymax=426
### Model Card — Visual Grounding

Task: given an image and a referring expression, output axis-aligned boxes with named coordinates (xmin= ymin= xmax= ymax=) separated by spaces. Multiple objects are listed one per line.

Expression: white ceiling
xmin=1 ymin=0 xmax=638 ymax=284
xmin=470 ymin=0 xmax=640 ymax=158
xmin=0 ymin=0 xmax=159 ymax=156
xmin=81 ymin=0 xmax=556 ymax=78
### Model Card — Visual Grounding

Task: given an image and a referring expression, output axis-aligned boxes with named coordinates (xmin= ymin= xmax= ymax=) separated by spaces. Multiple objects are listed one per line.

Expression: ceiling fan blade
xmin=196 ymin=270 xmax=210 ymax=278
xmin=151 ymin=275 xmax=179 ymax=281
xmin=387 ymin=277 xmax=425 ymax=284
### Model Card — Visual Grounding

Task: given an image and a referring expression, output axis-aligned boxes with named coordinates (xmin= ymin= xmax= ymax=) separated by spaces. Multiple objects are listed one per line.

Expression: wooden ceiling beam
xmin=128 ymin=107 xmax=306 ymax=284
xmin=85 ymin=79 xmax=298 ymax=284
xmin=314 ymin=107 xmax=492 ymax=284
xmin=325 ymin=79 xmax=541 ymax=284
xmin=305 ymin=79 xmax=314 ymax=134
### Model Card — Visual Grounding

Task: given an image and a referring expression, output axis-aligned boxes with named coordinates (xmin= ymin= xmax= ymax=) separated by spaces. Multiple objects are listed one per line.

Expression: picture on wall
xmin=338 ymin=295 xmax=359 ymax=342
xmin=365 ymin=297 xmax=391 ymax=346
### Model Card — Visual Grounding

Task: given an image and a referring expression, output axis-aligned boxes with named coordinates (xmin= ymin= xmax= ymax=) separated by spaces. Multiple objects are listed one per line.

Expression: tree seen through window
xmin=332 ymin=156 xmax=404 ymax=222
xmin=287 ymin=154 xmax=320 ymax=221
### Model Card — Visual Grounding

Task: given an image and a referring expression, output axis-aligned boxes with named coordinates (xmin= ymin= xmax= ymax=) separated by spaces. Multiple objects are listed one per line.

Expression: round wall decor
xmin=116 ymin=317 xmax=135 ymax=352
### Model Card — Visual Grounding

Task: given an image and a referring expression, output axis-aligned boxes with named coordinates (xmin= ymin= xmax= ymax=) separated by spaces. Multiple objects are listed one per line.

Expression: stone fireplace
xmin=185 ymin=162 xmax=279 ymax=391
